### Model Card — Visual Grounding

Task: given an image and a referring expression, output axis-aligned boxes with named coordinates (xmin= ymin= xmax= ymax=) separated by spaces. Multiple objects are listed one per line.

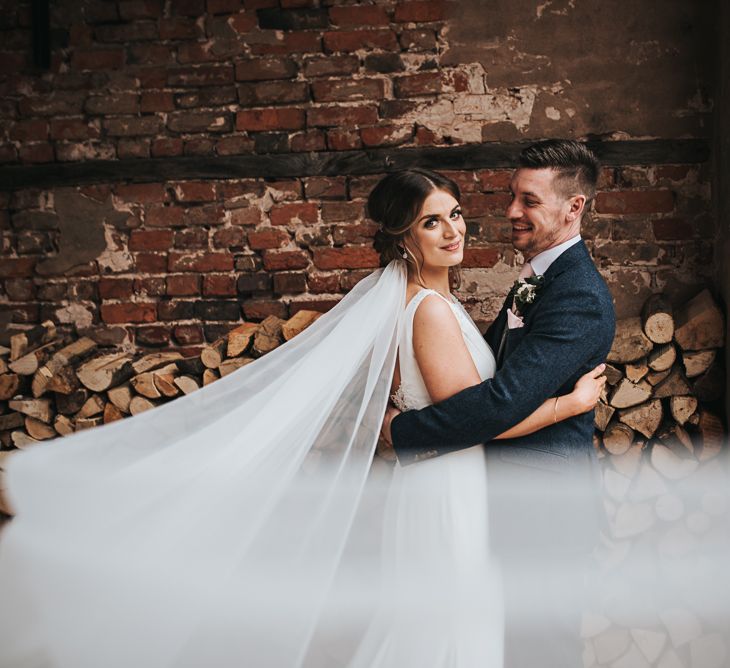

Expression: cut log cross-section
xmin=610 ymin=379 xmax=652 ymax=408
xmin=648 ymin=344 xmax=676 ymax=372
xmin=619 ymin=399 xmax=663 ymax=439
xmin=603 ymin=420 xmax=635 ymax=456
xmin=227 ymin=322 xmax=259 ymax=357
xmin=31 ymin=336 xmax=97 ymax=398
xmin=9 ymin=320 xmax=57 ymax=361
xmin=641 ymin=294 xmax=674 ymax=344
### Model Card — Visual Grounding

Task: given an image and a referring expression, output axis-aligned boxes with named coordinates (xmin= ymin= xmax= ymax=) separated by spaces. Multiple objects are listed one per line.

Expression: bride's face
xmin=404 ymin=189 xmax=465 ymax=270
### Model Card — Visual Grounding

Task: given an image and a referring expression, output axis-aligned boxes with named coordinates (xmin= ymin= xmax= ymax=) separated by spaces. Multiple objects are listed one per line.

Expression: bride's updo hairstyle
xmin=367 ymin=168 xmax=462 ymax=287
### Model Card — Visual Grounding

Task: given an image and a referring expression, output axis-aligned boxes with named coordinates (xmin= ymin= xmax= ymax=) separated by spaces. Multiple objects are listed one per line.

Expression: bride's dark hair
xmin=367 ymin=168 xmax=463 ymax=288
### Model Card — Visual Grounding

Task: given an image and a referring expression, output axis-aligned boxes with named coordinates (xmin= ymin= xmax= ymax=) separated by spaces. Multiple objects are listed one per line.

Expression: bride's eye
xmin=423 ymin=218 xmax=438 ymax=229
xmin=451 ymin=209 xmax=463 ymax=219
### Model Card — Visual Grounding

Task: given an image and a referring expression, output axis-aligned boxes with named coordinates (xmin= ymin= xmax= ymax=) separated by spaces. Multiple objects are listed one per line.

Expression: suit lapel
xmin=494 ymin=241 xmax=592 ymax=367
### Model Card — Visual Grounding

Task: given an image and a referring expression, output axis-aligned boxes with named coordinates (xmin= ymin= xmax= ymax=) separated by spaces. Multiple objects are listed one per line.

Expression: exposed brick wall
xmin=0 ymin=0 xmax=718 ymax=354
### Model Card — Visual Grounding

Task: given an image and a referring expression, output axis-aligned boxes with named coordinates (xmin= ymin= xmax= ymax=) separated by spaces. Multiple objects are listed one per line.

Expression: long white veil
xmin=0 ymin=261 xmax=407 ymax=668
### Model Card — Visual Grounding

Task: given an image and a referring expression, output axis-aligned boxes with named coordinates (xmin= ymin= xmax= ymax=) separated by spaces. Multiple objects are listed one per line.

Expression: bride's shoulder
xmin=410 ymin=290 xmax=460 ymax=335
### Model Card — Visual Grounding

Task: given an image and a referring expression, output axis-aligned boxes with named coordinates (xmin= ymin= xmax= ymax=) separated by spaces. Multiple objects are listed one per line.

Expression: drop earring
xmin=401 ymin=247 xmax=408 ymax=259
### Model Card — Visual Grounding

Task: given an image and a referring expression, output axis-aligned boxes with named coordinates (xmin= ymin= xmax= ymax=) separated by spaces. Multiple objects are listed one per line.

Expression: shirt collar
xmin=528 ymin=235 xmax=582 ymax=276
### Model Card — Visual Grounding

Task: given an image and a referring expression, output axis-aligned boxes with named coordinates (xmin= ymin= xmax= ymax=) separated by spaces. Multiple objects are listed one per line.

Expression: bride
xmin=0 ymin=168 xmax=605 ymax=668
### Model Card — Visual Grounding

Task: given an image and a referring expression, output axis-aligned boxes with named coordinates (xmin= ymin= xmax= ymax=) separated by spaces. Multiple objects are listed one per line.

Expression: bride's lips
xmin=440 ymin=240 xmax=462 ymax=252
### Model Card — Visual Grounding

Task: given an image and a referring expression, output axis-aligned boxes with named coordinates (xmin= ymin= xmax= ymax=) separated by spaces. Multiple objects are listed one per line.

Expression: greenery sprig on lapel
xmin=511 ymin=274 xmax=545 ymax=314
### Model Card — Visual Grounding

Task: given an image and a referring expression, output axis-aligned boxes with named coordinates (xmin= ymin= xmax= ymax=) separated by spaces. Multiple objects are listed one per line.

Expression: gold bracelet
xmin=553 ymin=396 xmax=560 ymax=423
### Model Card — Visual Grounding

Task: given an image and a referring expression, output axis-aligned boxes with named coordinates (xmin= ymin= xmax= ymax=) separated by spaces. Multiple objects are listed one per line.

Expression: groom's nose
xmin=506 ymin=198 xmax=522 ymax=220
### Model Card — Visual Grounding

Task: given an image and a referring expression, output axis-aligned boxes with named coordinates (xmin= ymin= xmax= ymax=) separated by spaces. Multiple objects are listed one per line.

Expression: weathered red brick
xmin=146 ymin=205 xmax=186 ymax=227
xmin=247 ymin=227 xmax=290 ymax=249
xmin=72 ymin=48 xmax=125 ymax=70
xmin=307 ymin=272 xmax=340 ymax=293
xmin=394 ymin=0 xmax=445 ymax=22
xmin=360 ymin=124 xmax=413 ymax=147
xmin=394 ymin=71 xmax=442 ymax=97
xmin=173 ymin=323 xmax=204 ymax=345
xmin=173 ymin=228 xmax=209 ymax=251
xmin=262 ymin=249 xmax=310 ymax=270
xmin=230 ymin=206 xmax=264 ymax=226
xmin=311 ymin=78 xmax=385 ymax=103
xmin=230 ymin=10 xmax=257 ymax=32
xmin=115 ymin=183 xmax=168 ymax=204
xmin=97 ymin=277 xmax=134 ymax=300
xmin=304 ymin=177 xmax=347 ymax=200
xmin=269 ymin=202 xmax=319 ymax=226
xmin=320 ymin=201 xmax=363 ymax=222
xmin=462 ymin=247 xmax=500 ymax=268
xmin=652 ymin=218 xmax=694 ymax=240
xmin=184 ymin=137 xmax=216 ymax=156
xmin=4 ymin=278 xmax=36 ymax=301
xmin=167 ymin=64 xmax=233 ymax=87
xmin=159 ymin=16 xmax=198 ymax=39
xmin=323 ymin=29 xmax=398 ymax=53
xmin=166 ymin=273 xmax=201 ymax=295
xmin=461 ymin=192 xmax=512 ymax=215
xmin=326 ymin=128 xmax=362 ymax=150
xmin=104 ymin=116 xmax=161 ymax=137
xmin=49 ymin=118 xmax=100 ymax=141
xmin=86 ymin=93 xmax=139 ymax=115
xmin=212 ymin=226 xmax=246 ymax=248
xmin=140 ymin=91 xmax=175 ymax=112
xmin=129 ymin=229 xmax=173 ymax=251
xmin=134 ymin=276 xmax=166 ymax=296
xmin=243 ymin=299 xmax=288 ymax=321
xmin=135 ymin=325 xmax=171 ymax=347
xmin=332 ymin=222 xmax=378 ymax=244
xmin=101 ymin=302 xmax=157 ymax=324
xmin=173 ymin=181 xmax=217 ymax=202
xmin=477 ymin=169 xmax=512 ymax=192
xmin=151 ymin=137 xmax=184 ymax=157
xmin=238 ymin=80 xmax=309 ymax=106
xmin=9 ymin=120 xmax=48 ymax=142
xmin=203 ymin=273 xmax=237 ymax=296
xmin=656 ymin=165 xmax=692 ymax=181
xmin=234 ymin=56 xmax=298 ymax=81
xmin=236 ymin=107 xmax=304 ymax=131
xmin=19 ymin=143 xmax=54 ymax=164
xmin=168 ymin=251 xmax=234 ymax=272
xmin=251 ymin=31 xmax=321 ymax=55
xmin=330 ymin=5 xmax=390 ymax=26
xmin=118 ymin=138 xmax=151 ymax=159
xmin=135 ymin=252 xmax=168 ymax=272
xmin=595 ymin=191 xmax=675 ymax=214
xmin=313 ymin=246 xmax=379 ymax=269
xmin=308 ymin=105 xmax=378 ymax=128
xmin=291 ymin=130 xmax=326 ymax=152
xmin=273 ymin=271 xmax=307 ymax=294
xmin=216 ymin=135 xmax=256 ymax=155
xmin=303 ymin=54 xmax=359 ymax=77
xmin=289 ymin=298 xmax=339 ymax=314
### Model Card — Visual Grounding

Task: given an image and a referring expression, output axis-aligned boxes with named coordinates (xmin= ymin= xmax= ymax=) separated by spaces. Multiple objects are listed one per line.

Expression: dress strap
xmin=405 ymin=288 xmax=454 ymax=312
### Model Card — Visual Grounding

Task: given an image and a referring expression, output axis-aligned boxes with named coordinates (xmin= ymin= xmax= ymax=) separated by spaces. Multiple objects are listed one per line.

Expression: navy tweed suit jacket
xmin=391 ymin=240 xmax=616 ymax=471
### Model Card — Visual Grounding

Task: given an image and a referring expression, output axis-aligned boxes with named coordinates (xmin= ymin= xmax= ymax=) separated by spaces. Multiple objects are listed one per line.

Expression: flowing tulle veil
xmin=0 ymin=260 xmax=408 ymax=668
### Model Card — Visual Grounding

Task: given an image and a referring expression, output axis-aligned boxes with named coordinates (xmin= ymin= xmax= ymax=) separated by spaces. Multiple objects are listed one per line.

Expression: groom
xmin=382 ymin=139 xmax=616 ymax=667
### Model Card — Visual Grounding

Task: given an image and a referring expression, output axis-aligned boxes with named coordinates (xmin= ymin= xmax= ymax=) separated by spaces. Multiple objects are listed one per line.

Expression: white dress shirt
xmin=527 ymin=234 xmax=582 ymax=276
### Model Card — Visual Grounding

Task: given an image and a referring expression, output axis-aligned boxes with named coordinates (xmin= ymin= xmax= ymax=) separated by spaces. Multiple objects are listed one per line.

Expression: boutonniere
xmin=511 ymin=274 xmax=545 ymax=314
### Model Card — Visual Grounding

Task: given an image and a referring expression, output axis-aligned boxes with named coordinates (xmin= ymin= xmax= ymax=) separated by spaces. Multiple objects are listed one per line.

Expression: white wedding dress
xmin=0 ymin=264 xmax=503 ymax=668
xmin=345 ymin=289 xmax=503 ymax=668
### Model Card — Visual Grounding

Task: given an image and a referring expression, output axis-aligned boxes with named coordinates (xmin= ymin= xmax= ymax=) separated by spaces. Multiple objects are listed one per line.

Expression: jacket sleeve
xmin=391 ymin=281 xmax=611 ymax=465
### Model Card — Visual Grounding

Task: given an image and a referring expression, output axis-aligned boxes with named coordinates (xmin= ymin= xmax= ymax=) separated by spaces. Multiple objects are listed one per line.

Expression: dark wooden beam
xmin=0 ymin=139 xmax=710 ymax=190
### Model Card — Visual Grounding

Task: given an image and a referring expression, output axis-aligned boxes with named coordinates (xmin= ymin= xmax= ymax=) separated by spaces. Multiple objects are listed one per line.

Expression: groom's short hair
xmin=519 ymin=139 xmax=599 ymax=208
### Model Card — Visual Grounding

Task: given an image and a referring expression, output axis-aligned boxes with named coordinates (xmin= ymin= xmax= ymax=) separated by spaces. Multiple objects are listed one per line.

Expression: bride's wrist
xmin=562 ymin=393 xmax=582 ymax=418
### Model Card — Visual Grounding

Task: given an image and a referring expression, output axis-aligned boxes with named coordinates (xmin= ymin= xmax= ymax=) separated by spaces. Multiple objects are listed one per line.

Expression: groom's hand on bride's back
xmin=377 ymin=404 xmax=401 ymax=462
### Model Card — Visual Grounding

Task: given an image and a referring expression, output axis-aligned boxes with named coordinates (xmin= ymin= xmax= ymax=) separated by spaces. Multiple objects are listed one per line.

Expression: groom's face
xmin=506 ymin=168 xmax=575 ymax=260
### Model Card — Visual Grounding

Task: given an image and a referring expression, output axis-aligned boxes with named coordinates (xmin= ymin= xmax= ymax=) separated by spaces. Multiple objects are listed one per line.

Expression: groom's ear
xmin=565 ymin=194 xmax=586 ymax=223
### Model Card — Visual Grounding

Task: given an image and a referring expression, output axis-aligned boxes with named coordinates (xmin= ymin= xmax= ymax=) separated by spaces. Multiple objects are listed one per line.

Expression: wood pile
xmin=0 ymin=311 xmax=322 ymax=503
xmin=594 ymin=289 xmax=726 ymax=476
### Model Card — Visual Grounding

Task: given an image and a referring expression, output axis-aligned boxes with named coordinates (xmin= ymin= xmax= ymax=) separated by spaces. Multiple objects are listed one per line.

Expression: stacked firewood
xmin=0 ymin=310 xmax=322 ymax=463
xmin=587 ymin=289 xmax=727 ymax=668
xmin=594 ymin=288 xmax=726 ymax=476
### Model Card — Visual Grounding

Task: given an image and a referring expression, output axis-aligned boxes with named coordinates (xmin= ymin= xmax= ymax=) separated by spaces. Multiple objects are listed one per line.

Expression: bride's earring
xmin=400 ymin=247 xmax=408 ymax=260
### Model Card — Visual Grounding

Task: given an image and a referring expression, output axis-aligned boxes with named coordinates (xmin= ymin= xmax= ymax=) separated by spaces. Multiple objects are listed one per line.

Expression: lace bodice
xmin=391 ymin=289 xmax=496 ymax=412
